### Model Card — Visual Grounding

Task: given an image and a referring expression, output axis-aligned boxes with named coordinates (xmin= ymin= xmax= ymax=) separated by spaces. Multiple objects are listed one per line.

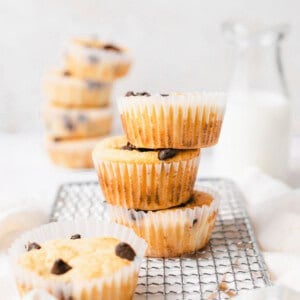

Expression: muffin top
xmin=92 ymin=136 xmax=200 ymax=163
xmin=173 ymin=190 xmax=214 ymax=210
xmin=19 ymin=237 xmax=136 ymax=282
xmin=45 ymin=68 xmax=111 ymax=88
xmin=73 ymin=38 xmax=123 ymax=53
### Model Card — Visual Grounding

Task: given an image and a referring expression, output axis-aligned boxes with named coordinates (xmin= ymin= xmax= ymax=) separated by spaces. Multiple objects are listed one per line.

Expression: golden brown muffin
xmin=46 ymin=136 xmax=105 ymax=169
xmin=118 ymin=92 xmax=226 ymax=149
xmin=43 ymin=104 xmax=112 ymax=139
xmin=108 ymin=189 xmax=220 ymax=257
xmin=17 ymin=236 xmax=141 ymax=300
xmin=65 ymin=38 xmax=131 ymax=82
xmin=43 ymin=69 xmax=111 ymax=108
xmin=92 ymin=136 xmax=201 ymax=210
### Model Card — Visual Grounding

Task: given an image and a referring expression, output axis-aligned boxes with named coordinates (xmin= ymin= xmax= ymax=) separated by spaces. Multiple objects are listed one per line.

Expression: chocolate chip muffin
xmin=46 ymin=136 xmax=105 ymax=169
xmin=118 ymin=92 xmax=226 ymax=149
xmin=65 ymin=38 xmax=132 ymax=82
xmin=92 ymin=136 xmax=201 ymax=210
xmin=9 ymin=221 xmax=147 ymax=300
xmin=108 ymin=188 xmax=220 ymax=257
xmin=43 ymin=69 xmax=112 ymax=108
xmin=43 ymin=104 xmax=112 ymax=139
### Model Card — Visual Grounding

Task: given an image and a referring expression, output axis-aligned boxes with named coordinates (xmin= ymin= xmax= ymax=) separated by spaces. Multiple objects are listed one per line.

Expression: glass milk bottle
xmin=215 ymin=21 xmax=291 ymax=179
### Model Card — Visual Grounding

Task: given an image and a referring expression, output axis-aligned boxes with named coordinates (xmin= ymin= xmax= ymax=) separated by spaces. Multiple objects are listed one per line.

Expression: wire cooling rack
xmin=50 ymin=178 xmax=271 ymax=299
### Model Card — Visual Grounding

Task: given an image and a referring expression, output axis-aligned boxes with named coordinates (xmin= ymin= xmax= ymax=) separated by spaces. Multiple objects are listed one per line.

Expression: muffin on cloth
xmin=43 ymin=69 xmax=112 ymax=108
xmin=43 ymin=104 xmax=112 ymax=139
xmin=108 ymin=188 xmax=220 ymax=257
xmin=92 ymin=136 xmax=200 ymax=210
xmin=9 ymin=220 xmax=147 ymax=300
xmin=46 ymin=136 xmax=105 ymax=169
xmin=118 ymin=92 xmax=226 ymax=149
xmin=65 ymin=38 xmax=132 ymax=82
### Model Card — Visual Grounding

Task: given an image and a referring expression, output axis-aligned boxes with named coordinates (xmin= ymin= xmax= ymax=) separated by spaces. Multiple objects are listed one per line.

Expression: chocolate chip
xmin=158 ymin=149 xmax=178 ymax=160
xmin=138 ymin=92 xmax=150 ymax=96
xmin=130 ymin=211 xmax=137 ymax=221
xmin=63 ymin=70 xmax=72 ymax=77
xmin=125 ymin=91 xmax=135 ymax=97
xmin=51 ymin=259 xmax=72 ymax=275
xmin=125 ymin=91 xmax=151 ymax=97
xmin=193 ymin=219 xmax=198 ymax=225
xmin=137 ymin=148 xmax=152 ymax=152
xmin=87 ymin=54 xmax=99 ymax=64
xmin=53 ymin=137 xmax=62 ymax=142
xmin=63 ymin=116 xmax=75 ymax=132
xmin=103 ymin=44 xmax=121 ymax=52
xmin=77 ymin=114 xmax=88 ymax=123
xmin=115 ymin=242 xmax=136 ymax=261
xmin=160 ymin=93 xmax=169 ymax=97
xmin=121 ymin=142 xmax=136 ymax=151
xmin=121 ymin=142 xmax=153 ymax=152
xmin=70 ymin=234 xmax=81 ymax=240
xmin=26 ymin=242 xmax=41 ymax=251
xmin=85 ymin=80 xmax=103 ymax=89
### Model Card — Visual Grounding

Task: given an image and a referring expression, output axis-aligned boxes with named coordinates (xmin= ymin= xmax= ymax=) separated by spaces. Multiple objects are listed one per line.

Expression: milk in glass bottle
xmin=215 ymin=21 xmax=291 ymax=179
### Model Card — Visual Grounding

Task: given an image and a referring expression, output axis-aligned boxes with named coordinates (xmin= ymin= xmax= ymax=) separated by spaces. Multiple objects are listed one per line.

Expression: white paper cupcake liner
xmin=93 ymin=154 xmax=200 ymax=210
xmin=43 ymin=105 xmax=113 ymax=139
xmin=9 ymin=220 xmax=147 ymax=300
xmin=118 ymin=92 xmax=227 ymax=149
xmin=107 ymin=187 xmax=220 ymax=257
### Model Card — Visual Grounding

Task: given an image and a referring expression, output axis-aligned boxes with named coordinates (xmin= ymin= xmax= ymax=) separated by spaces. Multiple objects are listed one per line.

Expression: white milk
xmin=215 ymin=90 xmax=291 ymax=179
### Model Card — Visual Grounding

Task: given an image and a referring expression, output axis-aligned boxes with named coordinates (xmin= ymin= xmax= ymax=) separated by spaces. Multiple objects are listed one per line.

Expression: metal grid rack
xmin=50 ymin=178 xmax=271 ymax=299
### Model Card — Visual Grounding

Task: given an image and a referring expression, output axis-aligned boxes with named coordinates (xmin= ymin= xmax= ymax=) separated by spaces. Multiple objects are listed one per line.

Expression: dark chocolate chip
xmin=63 ymin=70 xmax=72 ymax=77
xmin=53 ymin=137 xmax=62 ymax=142
xmin=125 ymin=91 xmax=151 ymax=97
xmin=77 ymin=114 xmax=88 ymax=123
xmin=103 ymin=44 xmax=121 ymax=52
xmin=137 ymin=147 xmax=152 ymax=152
xmin=115 ymin=242 xmax=136 ymax=261
xmin=87 ymin=54 xmax=99 ymax=64
xmin=121 ymin=142 xmax=136 ymax=151
xmin=51 ymin=259 xmax=72 ymax=275
xmin=125 ymin=91 xmax=136 ymax=97
xmin=63 ymin=116 xmax=75 ymax=132
xmin=160 ymin=93 xmax=169 ymax=97
xmin=158 ymin=149 xmax=178 ymax=160
xmin=137 ymin=92 xmax=150 ymax=96
xmin=121 ymin=142 xmax=153 ymax=152
xmin=130 ymin=211 xmax=137 ymax=221
xmin=70 ymin=234 xmax=81 ymax=240
xmin=26 ymin=242 xmax=41 ymax=251
xmin=193 ymin=219 xmax=198 ymax=225
xmin=85 ymin=79 xmax=103 ymax=89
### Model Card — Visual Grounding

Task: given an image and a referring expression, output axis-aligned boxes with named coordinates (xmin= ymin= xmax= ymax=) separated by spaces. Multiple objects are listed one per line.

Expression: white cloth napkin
xmin=237 ymin=168 xmax=300 ymax=294
xmin=0 ymin=168 xmax=299 ymax=299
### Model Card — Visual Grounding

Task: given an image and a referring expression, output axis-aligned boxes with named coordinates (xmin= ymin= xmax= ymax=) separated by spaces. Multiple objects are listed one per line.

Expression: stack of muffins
xmin=93 ymin=92 xmax=226 ymax=257
xmin=42 ymin=37 xmax=132 ymax=169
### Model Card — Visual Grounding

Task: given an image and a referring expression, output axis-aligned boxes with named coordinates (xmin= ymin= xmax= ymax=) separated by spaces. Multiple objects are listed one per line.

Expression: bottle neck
xmin=230 ymin=42 xmax=288 ymax=98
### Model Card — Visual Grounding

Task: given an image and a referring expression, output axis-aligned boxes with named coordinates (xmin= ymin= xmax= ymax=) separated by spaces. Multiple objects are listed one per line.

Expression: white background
xmin=0 ymin=0 xmax=299 ymax=133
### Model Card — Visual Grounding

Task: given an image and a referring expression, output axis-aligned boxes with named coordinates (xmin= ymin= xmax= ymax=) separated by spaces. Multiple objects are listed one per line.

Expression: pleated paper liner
xmin=9 ymin=220 xmax=147 ymax=300
xmin=93 ymin=153 xmax=201 ymax=211
xmin=118 ymin=92 xmax=227 ymax=149
xmin=107 ymin=187 xmax=220 ymax=257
